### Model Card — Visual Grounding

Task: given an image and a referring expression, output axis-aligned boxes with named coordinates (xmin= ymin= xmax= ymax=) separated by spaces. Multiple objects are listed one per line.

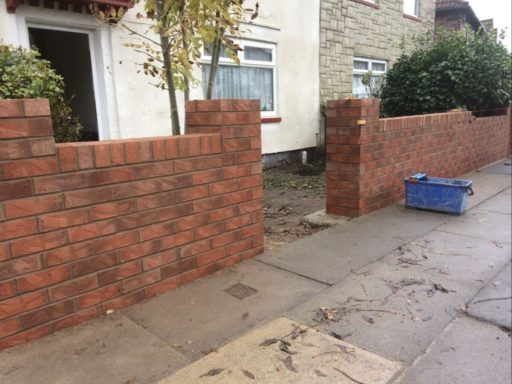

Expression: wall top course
xmin=0 ymin=99 xmax=50 ymax=118
xmin=186 ymin=99 xmax=261 ymax=113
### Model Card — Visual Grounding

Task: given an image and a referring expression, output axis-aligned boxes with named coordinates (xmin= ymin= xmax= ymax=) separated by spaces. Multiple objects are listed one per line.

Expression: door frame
xmin=15 ymin=8 xmax=111 ymax=140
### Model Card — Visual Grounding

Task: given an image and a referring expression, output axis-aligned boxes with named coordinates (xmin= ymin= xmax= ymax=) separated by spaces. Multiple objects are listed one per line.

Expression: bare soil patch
xmin=263 ymin=164 xmax=330 ymax=251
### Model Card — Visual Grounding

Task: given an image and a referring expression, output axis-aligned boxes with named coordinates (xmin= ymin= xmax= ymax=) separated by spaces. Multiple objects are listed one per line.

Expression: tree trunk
xmin=205 ymin=25 xmax=223 ymax=100
xmin=180 ymin=0 xmax=190 ymax=102
xmin=157 ymin=0 xmax=181 ymax=135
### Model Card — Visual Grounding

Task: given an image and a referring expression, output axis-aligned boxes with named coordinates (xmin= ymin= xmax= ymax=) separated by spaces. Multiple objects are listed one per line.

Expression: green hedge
xmin=380 ymin=30 xmax=512 ymax=117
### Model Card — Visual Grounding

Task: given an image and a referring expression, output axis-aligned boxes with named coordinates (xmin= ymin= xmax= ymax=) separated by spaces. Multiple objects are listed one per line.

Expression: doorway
xmin=28 ymin=27 xmax=99 ymax=141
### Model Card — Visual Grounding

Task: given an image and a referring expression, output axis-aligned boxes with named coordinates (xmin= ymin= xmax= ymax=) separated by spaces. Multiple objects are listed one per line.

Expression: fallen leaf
xmin=242 ymin=312 xmax=249 ymax=320
xmin=259 ymin=338 xmax=280 ymax=347
xmin=200 ymin=368 xmax=224 ymax=378
xmin=279 ymin=340 xmax=296 ymax=354
xmin=335 ymin=344 xmax=356 ymax=354
xmin=329 ymin=331 xmax=352 ymax=340
xmin=314 ymin=369 xmax=328 ymax=377
xmin=433 ymin=282 xmax=450 ymax=293
xmin=291 ymin=327 xmax=306 ymax=339
xmin=399 ymin=277 xmax=425 ymax=286
xmin=242 ymin=369 xmax=255 ymax=380
xmin=313 ymin=307 xmax=340 ymax=323
xmin=328 ymin=331 xmax=347 ymax=340
xmin=283 ymin=355 xmax=297 ymax=373
xmin=362 ymin=314 xmax=375 ymax=324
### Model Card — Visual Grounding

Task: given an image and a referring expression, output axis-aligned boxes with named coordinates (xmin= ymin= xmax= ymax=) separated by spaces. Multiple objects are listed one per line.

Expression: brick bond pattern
xmin=0 ymin=99 xmax=264 ymax=350
xmin=326 ymin=98 xmax=511 ymax=217
xmin=320 ymin=0 xmax=435 ymax=102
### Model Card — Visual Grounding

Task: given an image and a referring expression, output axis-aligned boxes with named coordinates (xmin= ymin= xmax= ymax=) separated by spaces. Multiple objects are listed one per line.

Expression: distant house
xmin=435 ymin=0 xmax=483 ymax=32
xmin=1 ymin=0 xmax=436 ymax=161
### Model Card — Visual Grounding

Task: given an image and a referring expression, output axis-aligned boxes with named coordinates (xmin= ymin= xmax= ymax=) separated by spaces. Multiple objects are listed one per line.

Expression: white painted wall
xmin=0 ymin=0 xmax=320 ymax=154
xmin=243 ymin=0 xmax=321 ymax=154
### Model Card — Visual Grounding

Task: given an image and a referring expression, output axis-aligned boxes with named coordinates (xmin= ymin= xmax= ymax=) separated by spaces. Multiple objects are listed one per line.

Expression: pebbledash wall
xmin=0 ymin=98 xmax=264 ymax=350
xmin=326 ymin=99 xmax=511 ymax=217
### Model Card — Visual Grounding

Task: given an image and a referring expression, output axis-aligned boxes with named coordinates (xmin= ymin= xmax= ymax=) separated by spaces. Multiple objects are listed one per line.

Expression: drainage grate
xmin=224 ymin=283 xmax=258 ymax=300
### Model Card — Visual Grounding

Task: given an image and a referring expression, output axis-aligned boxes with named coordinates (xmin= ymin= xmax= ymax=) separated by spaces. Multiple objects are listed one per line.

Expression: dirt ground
xmin=263 ymin=163 xmax=330 ymax=251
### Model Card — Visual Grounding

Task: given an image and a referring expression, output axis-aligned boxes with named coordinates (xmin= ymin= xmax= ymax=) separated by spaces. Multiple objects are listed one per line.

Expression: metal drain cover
xmin=224 ymin=283 xmax=258 ymax=300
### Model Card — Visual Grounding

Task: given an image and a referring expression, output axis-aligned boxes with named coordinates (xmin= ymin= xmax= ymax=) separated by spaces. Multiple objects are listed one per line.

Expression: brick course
xmin=0 ymin=98 xmax=263 ymax=350
xmin=326 ymin=98 xmax=511 ymax=216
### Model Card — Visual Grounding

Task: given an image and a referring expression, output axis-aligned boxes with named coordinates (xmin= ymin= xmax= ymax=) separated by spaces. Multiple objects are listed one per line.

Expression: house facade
xmin=434 ymin=0 xmax=482 ymax=32
xmin=435 ymin=0 xmax=497 ymax=37
xmin=1 ymin=0 xmax=435 ymax=158
xmin=320 ymin=0 xmax=435 ymax=102
xmin=0 ymin=0 xmax=320 ymax=157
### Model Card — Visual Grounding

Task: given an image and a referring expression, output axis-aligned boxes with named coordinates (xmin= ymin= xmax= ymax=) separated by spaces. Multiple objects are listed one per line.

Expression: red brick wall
xmin=326 ymin=98 xmax=511 ymax=217
xmin=0 ymin=98 xmax=264 ymax=350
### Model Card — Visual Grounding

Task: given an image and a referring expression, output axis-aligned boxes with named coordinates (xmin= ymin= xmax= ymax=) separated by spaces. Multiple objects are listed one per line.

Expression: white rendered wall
xmin=243 ymin=0 xmax=321 ymax=154
xmin=0 ymin=0 xmax=321 ymax=154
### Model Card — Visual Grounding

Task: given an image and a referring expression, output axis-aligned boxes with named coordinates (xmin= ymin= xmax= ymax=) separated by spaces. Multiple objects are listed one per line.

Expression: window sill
xmin=403 ymin=14 xmax=421 ymax=22
xmin=350 ymin=0 xmax=379 ymax=10
xmin=261 ymin=117 xmax=282 ymax=124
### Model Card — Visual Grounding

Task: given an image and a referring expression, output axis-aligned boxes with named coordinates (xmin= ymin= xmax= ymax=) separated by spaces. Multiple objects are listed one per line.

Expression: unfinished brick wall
xmin=0 ymin=98 xmax=263 ymax=350
xmin=326 ymin=98 xmax=511 ymax=217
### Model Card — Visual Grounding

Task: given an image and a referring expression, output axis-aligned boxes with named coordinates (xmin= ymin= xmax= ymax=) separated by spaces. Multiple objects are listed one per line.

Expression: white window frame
xmin=403 ymin=0 xmax=419 ymax=17
xmin=14 ymin=7 xmax=112 ymax=140
xmin=352 ymin=57 xmax=387 ymax=98
xmin=201 ymin=39 xmax=277 ymax=117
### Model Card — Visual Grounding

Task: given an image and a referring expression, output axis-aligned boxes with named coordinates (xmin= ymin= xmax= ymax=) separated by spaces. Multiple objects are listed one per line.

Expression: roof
xmin=435 ymin=0 xmax=483 ymax=31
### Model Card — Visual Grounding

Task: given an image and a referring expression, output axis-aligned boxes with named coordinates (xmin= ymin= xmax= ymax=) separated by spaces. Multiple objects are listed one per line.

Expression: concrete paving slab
xmin=123 ymin=260 xmax=326 ymax=361
xmin=394 ymin=317 xmax=512 ymax=384
xmin=475 ymin=187 xmax=511 ymax=215
xmin=467 ymin=262 xmax=512 ymax=330
xmin=0 ymin=312 xmax=189 ymax=384
xmin=259 ymin=204 xmax=448 ymax=285
xmin=158 ymin=317 xmax=402 ymax=384
xmin=437 ymin=209 xmax=512 ymax=244
xmin=388 ymin=230 xmax=511 ymax=284
xmin=286 ymin=243 xmax=498 ymax=364
xmin=478 ymin=159 xmax=512 ymax=175
xmin=460 ymin=171 xmax=511 ymax=210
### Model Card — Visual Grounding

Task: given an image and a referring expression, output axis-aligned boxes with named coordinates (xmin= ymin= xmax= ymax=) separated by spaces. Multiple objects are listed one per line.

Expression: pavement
xmin=1 ymin=159 xmax=511 ymax=384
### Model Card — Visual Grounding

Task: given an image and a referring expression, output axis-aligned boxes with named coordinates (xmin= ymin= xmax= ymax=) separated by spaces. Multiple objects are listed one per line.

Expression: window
xmin=403 ymin=0 xmax=419 ymax=17
xmin=352 ymin=57 xmax=387 ymax=98
xmin=202 ymin=40 xmax=276 ymax=114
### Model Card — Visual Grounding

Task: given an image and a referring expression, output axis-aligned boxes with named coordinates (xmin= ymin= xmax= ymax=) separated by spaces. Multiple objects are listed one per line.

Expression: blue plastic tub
xmin=404 ymin=173 xmax=474 ymax=215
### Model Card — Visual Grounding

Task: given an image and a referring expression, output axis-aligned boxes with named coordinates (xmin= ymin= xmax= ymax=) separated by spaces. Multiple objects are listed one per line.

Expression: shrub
xmin=0 ymin=44 xmax=81 ymax=142
xmin=380 ymin=30 xmax=512 ymax=117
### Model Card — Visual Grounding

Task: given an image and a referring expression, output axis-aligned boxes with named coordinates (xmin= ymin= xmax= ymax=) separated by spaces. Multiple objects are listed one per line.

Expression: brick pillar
xmin=185 ymin=99 xmax=264 ymax=260
xmin=0 ymin=99 xmax=57 ymax=202
xmin=325 ymin=98 xmax=380 ymax=217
